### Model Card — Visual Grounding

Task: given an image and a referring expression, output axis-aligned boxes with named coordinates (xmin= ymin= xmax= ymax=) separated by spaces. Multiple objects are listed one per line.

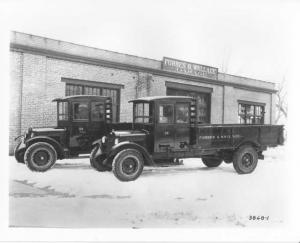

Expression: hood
xmin=112 ymin=130 xmax=147 ymax=138
xmin=32 ymin=127 xmax=65 ymax=133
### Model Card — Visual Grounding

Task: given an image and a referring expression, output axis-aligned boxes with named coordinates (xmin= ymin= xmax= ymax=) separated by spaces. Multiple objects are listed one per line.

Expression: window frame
xmin=133 ymin=102 xmax=153 ymax=124
xmin=158 ymin=103 xmax=174 ymax=124
xmin=238 ymin=101 xmax=265 ymax=124
xmin=72 ymin=101 xmax=89 ymax=121
xmin=91 ymin=101 xmax=105 ymax=122
xmin=57 ymin=101 xmax=69 ymax=121
xmin=175 ymin=102 xmax=190 ymax=124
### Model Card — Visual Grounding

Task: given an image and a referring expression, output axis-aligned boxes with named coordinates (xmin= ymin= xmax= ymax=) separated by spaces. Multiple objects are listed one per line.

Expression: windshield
xmin=134 ymin=102 xmax=152 ymax=123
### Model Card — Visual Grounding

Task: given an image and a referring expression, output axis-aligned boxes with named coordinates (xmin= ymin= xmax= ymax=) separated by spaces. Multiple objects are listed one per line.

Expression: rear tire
xmin=233 ymin=145 xmax=258 ymax=174
xmin=14 ymin=141 xmax=25 ymax=163
xmin=90 ymin=147 xmax=110 ymax=172
xmin=112 ymin=149 xmax=144 ymax=182
xmin=202 ymin=157 xmax=223 ymax=167
xmin=24 ymin=142 xmax=57 ymax=172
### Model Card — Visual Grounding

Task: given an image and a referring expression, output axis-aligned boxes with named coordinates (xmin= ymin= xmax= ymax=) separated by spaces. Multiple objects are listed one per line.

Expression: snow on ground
xmin=9 ymin=145 xmax=287 ymax=228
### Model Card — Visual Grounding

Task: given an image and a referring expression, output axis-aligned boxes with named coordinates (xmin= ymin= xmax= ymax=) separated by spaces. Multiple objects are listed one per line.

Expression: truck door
xmin=154 ymin=102 xmax=175 ymax=152
xmin=174 ymin=102 xmax=190 ymax=151
xmin=70 ymin=101 xmax=90 ymax=152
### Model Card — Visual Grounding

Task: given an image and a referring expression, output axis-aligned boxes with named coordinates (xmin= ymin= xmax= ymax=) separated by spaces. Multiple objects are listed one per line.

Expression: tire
xmin=14 ymin=141 xmax=25 ymax=163
xmin=202 ymin=157 xmax=223 ymax=167
xmin=112 ymin=149 xmax=144 ymax=182
xmin=233 ymin=145 xmax=258 ymax=174
xmin=24 ymin=142 xmax=57 ymax=172
xmin=90 ymin=147 xmax=110 ymax=172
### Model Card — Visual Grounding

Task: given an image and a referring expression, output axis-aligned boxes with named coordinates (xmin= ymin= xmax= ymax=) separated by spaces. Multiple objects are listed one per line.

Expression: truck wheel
xmin=24 ymin=142 xmax=57 ymax=172
xmin=233 ymin=145 xmax=258 ymax=174
xmin=90 ymin=147 xmax=110 ymax=172
xmin=202 ymin=157 xmax=223 ymax=167
xmin=14 ymin=141 xmax=25 ymax=163
xmin=112 ymin=149 xmax=144 ymax=182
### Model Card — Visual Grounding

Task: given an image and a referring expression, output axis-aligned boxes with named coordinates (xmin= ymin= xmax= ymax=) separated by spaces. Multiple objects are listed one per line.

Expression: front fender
xmin=25 ymin=136 xmax=64 ymax=159
xmin=109 ymin=141 xmax=156 ymax=166
xmin=92 ymin=139 xmax=102 ymax=147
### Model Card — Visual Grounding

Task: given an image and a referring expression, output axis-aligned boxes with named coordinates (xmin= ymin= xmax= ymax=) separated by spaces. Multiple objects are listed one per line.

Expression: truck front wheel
xmin=202 ymin=157 xmax=223 ymax=167
xmin=90 ymin=147 xmax=110 ymax=172
xmin=233 ymin=145 xmax=258 ymax=174
xmin=112 ymin=149 xmax=144 ymax=182
xmin=24 ymin=142 xmax=57 ymax=172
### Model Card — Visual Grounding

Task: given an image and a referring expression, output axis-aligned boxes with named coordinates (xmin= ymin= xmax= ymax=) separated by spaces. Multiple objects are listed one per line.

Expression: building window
xmin=167 ymin=88 xmax=210 ymax=124
xmin=238 ymin=102 xmax=265 ymax=124
xmin=66 ymin=83 xmax=120 ymax=122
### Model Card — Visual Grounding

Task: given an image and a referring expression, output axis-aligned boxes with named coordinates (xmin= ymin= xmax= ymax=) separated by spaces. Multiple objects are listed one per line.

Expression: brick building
xmin=9 ymin=31 xmax=277 ymax=154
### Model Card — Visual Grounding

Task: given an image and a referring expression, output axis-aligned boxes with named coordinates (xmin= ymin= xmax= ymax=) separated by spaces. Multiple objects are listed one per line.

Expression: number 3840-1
xmin=249 ymin=216 xmax=269 ymax=220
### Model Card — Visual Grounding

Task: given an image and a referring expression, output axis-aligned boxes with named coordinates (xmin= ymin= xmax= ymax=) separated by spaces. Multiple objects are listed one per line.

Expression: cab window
xmin=175 ymin=103 xmax=189 ymax=123
xmin=73 ymin=102 xmax=88 ymax=120
xmin=134 ymin=102 xmax=152 ymax=123
xmin=159 ymin=104 xmax=174 ymax=123
xmin=91 ymin=102 xmax=104 ymax=121
xmin=58 ymin=102 xmax=68 ymax=121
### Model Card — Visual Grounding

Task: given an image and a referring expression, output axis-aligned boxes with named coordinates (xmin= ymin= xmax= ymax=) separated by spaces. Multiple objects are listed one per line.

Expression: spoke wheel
xmin=112 ymin=149 xmax=144 ymax=182
xmin=233 ymin=145 xmax=258 ymax=174
xmin=25 ymin=142 xmax=57 ymax=172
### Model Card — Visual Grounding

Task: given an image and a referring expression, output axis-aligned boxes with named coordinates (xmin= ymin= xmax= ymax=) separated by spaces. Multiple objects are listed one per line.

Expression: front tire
xmin=90 ymin=147 xmax=110 ymax=172
xmin=233 ymin=145 xmax=258 ymax=174
xmin=112 ymin=149 xmax=144 ymax=182
xmin=202 ymin=157 xmax=223 ymax=167
xmin=24 ymin=142 xmax=57 ymax=172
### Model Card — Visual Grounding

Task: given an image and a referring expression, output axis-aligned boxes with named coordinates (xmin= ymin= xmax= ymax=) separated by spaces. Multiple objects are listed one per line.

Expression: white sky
xmin=1 ymin=0 xmax=298 ymax=83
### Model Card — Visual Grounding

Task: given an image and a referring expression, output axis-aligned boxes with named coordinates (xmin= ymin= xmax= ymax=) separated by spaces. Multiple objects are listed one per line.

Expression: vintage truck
xmin=14 ymin=95 xmax=113 ymax=172
xmin=90 ymin=96 xmax=284 ymax=181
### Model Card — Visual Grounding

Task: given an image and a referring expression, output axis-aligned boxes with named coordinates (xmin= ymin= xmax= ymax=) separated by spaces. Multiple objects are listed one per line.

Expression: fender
xmin=234 ymin=139 xmax=261 ymax=150
xmin=108 ymin=141 xmax=156 ymax=166
xmin=92 ymin=139 xmax=102 ymax=147
xmin=25 ymin=136 xmax=64 ymax=159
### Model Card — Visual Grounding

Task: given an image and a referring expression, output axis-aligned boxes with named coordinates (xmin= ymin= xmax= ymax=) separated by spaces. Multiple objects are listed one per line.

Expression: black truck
xmin=90 ymin=96 xmax=284 ymax=181
xmin=14 ymin=95 xmax=113 ymax=172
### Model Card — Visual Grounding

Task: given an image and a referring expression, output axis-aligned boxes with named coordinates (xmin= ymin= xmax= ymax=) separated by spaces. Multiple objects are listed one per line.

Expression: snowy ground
xmin=9 ymin=146 xmax=287 ymax=228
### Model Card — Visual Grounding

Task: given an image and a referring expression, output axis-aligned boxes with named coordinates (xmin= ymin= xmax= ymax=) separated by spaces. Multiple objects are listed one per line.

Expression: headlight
xmin=101 ymin=136 xmax=107 ymax=143
xmin=114 ymin=138 xmax=119 ymax=145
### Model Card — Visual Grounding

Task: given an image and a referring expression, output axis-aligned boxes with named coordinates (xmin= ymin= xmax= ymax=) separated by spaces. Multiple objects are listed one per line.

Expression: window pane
xmin=73 ymin=102 xmax=88 ymax=120
xmin=58 ymin=102 xmax=68 ymax=120
xmin=176 ymin=103 xmax=189 ymax=123
xmin=159 ymin=104 xmax=174 ymax=123
xmin=91 ymin=102 xmax=104 ymax=121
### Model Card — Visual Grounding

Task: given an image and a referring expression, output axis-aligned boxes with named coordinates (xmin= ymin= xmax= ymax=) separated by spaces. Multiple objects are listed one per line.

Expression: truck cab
xmin=14 ymin=95 xmax=112 ymax=172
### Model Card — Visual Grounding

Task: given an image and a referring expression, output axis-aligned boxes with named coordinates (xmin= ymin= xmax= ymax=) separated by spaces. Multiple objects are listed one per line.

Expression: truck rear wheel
xmin=90 ymin=147 xmax=110 ymax=172
xmin=112 ymin=149 xmax=144 ymax=182
xmin=202 ymin=157 xmax=223 ymax=167
xmin=233 ymin=145 xmax=258 ymax=174
xmin=24 ymin=142 xmax=57 ymax=172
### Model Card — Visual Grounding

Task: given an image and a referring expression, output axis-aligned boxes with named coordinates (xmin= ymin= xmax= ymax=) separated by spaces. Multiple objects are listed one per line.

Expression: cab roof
xmin=52 ymin=95 xmax=110 ymax=102
xmin=129 ymin=96 xmax=194 ymax=103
